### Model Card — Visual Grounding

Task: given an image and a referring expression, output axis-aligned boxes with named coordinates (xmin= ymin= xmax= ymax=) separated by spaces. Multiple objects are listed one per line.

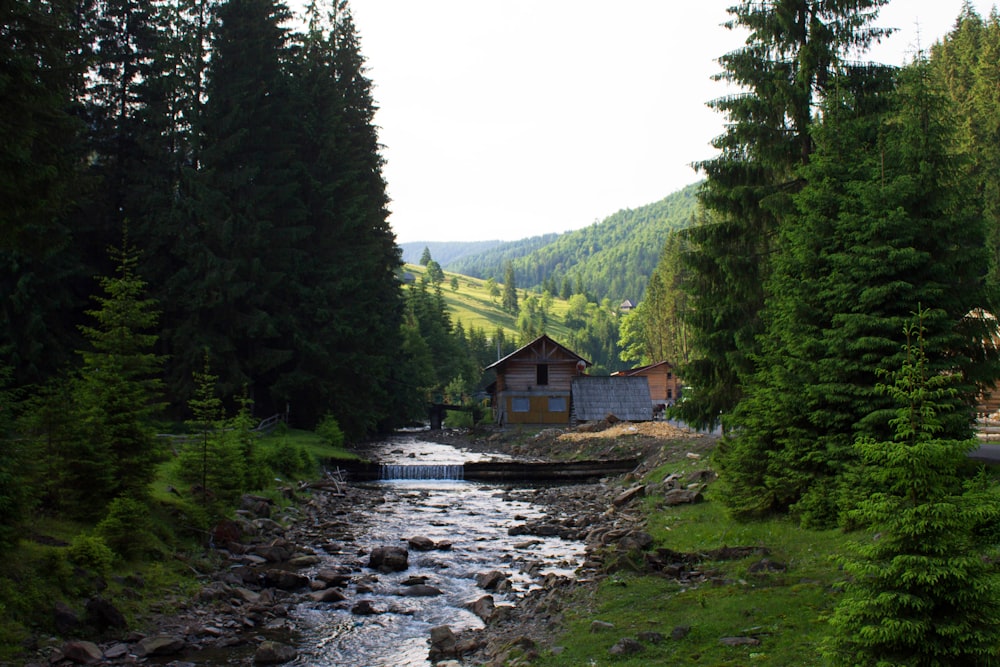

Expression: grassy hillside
xmin=446 ymin=182 xmax=701 ymax=303
xmin=404 ymin=263 xmax=574 ymax=346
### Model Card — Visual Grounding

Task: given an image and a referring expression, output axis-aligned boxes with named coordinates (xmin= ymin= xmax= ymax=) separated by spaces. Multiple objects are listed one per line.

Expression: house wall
xmin=496 ymin=359 xmax=578 ymax=425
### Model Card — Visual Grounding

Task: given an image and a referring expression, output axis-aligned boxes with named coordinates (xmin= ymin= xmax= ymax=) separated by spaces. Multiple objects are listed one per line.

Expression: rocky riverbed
xmin=30 ymin=421 xmax=718 ymax=667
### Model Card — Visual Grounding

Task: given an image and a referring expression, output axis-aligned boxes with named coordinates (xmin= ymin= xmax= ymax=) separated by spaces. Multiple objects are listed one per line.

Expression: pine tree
xmin=718 ymin=57 xmax=999 ymax=524
xmin=826 ymin=312 xmax=1000 ymax=665
xmin=71 ymin=231 xmax=165 ymax=514
xmin=502 ymin=261 xmax=519 ymax=314
xmin=0 ymin=0 xmax=91 ymax=387
xmin=678 ymin=0 xmax=894 ymax=430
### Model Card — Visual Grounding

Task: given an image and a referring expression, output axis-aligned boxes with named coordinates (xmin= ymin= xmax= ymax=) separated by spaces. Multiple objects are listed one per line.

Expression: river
xmin=281 ymin=434 xmax=586 ymax=666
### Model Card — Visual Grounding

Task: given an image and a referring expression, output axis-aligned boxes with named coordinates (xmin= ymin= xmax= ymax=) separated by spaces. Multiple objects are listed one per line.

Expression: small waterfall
xmin=378 ymin=464 xmax=465 ymax=481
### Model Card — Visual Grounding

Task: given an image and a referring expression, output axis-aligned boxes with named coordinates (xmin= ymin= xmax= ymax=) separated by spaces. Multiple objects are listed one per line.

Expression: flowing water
xmin=284 ymin=434 xmax=587 ymax=666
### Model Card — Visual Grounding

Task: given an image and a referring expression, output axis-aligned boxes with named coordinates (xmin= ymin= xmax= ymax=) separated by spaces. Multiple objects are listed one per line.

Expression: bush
xmin=261 ymin=440 xmax=311 ymax=478
xmin=443 ymin=409 xmax=473 ymax=428
xmin=67 ymin=534 xmax=114 ymax=575
xmin=316 ymin=414 xmax=345 ymax=449
xmin=96 ymin=496 xmax=156 ymax=560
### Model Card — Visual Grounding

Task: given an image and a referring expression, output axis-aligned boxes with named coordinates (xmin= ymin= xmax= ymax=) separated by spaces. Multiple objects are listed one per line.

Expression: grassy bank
xmin=0 ymin=427 xmax=355 ymax=663
xmin=529 ymin=446 xmax=853 ymax=667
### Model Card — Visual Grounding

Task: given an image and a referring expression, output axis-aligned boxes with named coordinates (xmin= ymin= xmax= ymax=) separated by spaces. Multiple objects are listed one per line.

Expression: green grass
xmin=405 ymin=264 xmax=574 ymax=342
xmin=532 ymin=461 xmax=853 ymax=667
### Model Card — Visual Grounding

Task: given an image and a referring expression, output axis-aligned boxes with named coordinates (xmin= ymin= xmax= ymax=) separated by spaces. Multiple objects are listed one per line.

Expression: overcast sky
xmin=311 ymin=1 xmax=997 ymax=243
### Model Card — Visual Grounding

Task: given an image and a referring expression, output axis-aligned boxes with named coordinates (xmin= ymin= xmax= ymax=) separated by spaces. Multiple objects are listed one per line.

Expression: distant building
xmin=613 ymin=360 xmax=683 ymax=416
xmin=619 ymin=299 xmax=635 ymax=313
xmin=485 ymin=334 xmax=657 ymax=426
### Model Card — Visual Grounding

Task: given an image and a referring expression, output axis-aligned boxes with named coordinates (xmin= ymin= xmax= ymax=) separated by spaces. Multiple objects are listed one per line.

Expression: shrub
xmin=67 ymin=534 xmax=114 ymax=575
xmin=96 ymin=496 xmax=156 ymax=560
xmin=316 ymin=414 xmax=345 ymax=449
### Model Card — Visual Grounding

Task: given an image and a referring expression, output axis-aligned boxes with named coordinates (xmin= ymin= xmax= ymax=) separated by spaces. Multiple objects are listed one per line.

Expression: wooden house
xmin=613 ymin=360 xmax=683 ymax=415
xmin=485 ymin=335 xmax=590 ymax=425
xmin=571 ymin=376 xmax=653 ymax=422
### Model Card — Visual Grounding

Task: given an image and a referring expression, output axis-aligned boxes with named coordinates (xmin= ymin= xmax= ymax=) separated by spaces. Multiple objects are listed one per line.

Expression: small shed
xmin=571 ymin=376 xmax=653 ymax=422
xmin=619 ymin=299 xmax=635 ymax=313
xmin=485 ymin=334 xmax=590 ymax=425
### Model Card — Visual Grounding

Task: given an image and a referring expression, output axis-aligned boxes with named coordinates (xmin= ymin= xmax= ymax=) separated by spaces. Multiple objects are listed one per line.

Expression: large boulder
xmin=59 ymin=640 xmax=103 ymax=665
xmin=368 ymin=545 xmax=409 ymax=572
xmin=85 ymin=596 xmax=127 ymax=632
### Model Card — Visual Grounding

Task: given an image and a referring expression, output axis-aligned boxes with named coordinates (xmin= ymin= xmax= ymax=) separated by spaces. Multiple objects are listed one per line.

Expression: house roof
xmin=616 ymin=360 xmax=675 ymax=376
xmin=485 ymin=334 xmax=590 ymax=371
xmin=571 ymin=376 xmax=653 ymax=422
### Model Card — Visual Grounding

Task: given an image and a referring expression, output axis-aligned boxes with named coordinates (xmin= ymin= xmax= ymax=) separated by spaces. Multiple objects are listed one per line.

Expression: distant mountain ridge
xmin=398 ymin=182 xmax=701 ymax=303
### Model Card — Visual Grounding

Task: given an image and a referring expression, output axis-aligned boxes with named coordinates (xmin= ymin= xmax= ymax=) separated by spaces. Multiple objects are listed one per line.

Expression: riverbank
xmin=21 ymin=421 xmax=718 ymax=666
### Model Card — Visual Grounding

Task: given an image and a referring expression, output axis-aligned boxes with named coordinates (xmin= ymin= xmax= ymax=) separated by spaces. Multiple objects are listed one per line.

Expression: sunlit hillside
xmin=403 ymin=264 xmax=574 ymax=347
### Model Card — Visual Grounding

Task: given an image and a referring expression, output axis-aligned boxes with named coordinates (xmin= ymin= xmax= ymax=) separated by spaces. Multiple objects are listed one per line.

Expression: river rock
xmin=288 ymin=554 xmax=321 ymax=567
xmin=720 ymin=636 xmax=761 ymax=646
xmin=351 ymin=600 xmax=381 ymax=615
xmin=53 ymin=601 xmax=80 ymax=635
xmin=135 ymin=634 xmax=185 ymax=657
xmin=662 ymin=487 xmax=703 ymax=506
xmin=428 ymin=625 xmax=457 ymax=662
xmin=262 ymin=569 xmax=309 ymax=590
xmin=85 ymin=595 xmax=127 ymax=631
xmin=613 ymin=484 xmax=646 ymax=507
xmin=407 ymin=535 xmax=435 ymax=551
xmin=475 ymin=570 xmax=507 ymax=591
xmin=253 ymin=640 xmax=298 ymax=664
xmin=470 ymin=595 xmax=495 ymax=621
xmin=309 ymin=588 xmax=347 ymax=603
xmin=609 ymin=637 xmax=644 ymax=655
xmin=369 ymin=545 xmax=409 ymax=572
xmin=59 ymin=640 xmax=103 ymax=664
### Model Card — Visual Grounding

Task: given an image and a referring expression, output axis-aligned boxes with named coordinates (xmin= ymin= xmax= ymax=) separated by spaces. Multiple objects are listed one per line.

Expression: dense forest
xmin=440 ymin=184 xmax=700 ymax=305
xmin=2 ymin=0 xmax=403 ymax=438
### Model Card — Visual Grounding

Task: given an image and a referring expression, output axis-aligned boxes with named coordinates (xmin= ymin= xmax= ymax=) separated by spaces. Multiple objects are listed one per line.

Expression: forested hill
xmin=444 ymin=181 xmax=701 ymax=303
xmin=399 ymin=240 xmax=505 ymax=266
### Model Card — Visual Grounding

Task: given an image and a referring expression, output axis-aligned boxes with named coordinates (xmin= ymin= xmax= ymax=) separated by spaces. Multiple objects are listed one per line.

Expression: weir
xmin=378 ymin=464 xmax=465 ymax=481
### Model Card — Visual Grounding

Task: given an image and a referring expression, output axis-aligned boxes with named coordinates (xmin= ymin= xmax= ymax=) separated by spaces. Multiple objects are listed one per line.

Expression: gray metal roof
xmin=571 ymin=376 xmax=653 ymax=422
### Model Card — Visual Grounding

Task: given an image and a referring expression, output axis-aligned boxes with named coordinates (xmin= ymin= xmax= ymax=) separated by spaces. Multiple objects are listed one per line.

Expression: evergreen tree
xmin=826 ymin=313 xmax=1000 ymax=665
xmin=678 ymin=0 xmax=894 ymax=430
xmin=279 ymin=0 xmax=403 ymax=435
xmin=181 ymin=0 xmax=303 ymax=407
xmin=717 ymin=57 xmax=998 ymax=524
xmin=502 ymin=261 xmax=519 ymax=313
xmin=0 ymin=366 xmax=27 ymax=553
xmin=70 ymin=231 xmax=165 ymax=515
xmin=419 ymin=246 xmax=432 ymax=266
xmin=0 ymin=0 xmax=91 ymax=387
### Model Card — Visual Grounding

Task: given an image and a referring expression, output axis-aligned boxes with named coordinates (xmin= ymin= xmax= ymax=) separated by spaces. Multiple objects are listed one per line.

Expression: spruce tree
xmin=826 ymin=313 xmax=1000 ymax=666
xmin=71 ymin=231 xmax=165 ymax=514
xmin=678 ymin=0 xmax=894 ymax=430
xmin=718 ymin=57 xmax=999 ymax=524
xmin=502 ymin=261 xmax=519 ymax=314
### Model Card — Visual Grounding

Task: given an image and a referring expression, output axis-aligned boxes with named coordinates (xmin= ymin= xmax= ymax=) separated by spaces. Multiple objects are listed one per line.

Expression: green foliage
xmin=261 ymin=439 xmax=313 ymax=479
xmin=316 ymin=414 xmax=345 ymax=449
xmin=445 ymin=186 xmax=699 ymax=305
xmin=502 ymin=261 xmax=519 ymax=313
xmin=715 ymin=53 xmax=997 ymax=523
xmin=67 ymin=534 xmax=115 ymax=576
xmin=96 ymin=496 xmax=157 ymax=561
xmin=679 ymin=1 xmax=895 ymax=431
xmin=826 ymin=314 xmax=1000 ymax=665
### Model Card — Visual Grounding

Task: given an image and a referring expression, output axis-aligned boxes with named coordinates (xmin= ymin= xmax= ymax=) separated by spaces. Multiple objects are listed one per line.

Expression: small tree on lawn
xmin=826 ymin=310 xmax=1000 ymax=666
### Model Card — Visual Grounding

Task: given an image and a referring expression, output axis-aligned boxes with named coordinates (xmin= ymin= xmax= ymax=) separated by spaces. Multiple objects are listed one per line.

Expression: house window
xmin=548 ymin=396 xmax=566 ymax=412
xmin=536 ymin=364 xmax=548 ymax=385
xmin=512 ymin=397 xmax=530 ymax=412
xmin=667 ymin=372 xmax=673 ymax=379
xmin=667 ymin=389 xmax=673 ymax=399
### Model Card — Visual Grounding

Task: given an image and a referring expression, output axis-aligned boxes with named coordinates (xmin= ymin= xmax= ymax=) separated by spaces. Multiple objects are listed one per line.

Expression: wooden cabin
xmin=613 ymin=360 xmax=683 ymax=416
xmin=485 ymin=335 xmax=590 ymax=425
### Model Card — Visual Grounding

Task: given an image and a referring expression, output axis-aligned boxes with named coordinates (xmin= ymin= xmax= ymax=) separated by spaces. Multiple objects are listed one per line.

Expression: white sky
xmin=312 ymin=1 xmax=998 ymax=243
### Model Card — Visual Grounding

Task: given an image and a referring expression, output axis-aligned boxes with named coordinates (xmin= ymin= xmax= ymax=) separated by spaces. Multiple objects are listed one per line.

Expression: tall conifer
xmin=678 ymin=0 xmax=893 ymax=430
